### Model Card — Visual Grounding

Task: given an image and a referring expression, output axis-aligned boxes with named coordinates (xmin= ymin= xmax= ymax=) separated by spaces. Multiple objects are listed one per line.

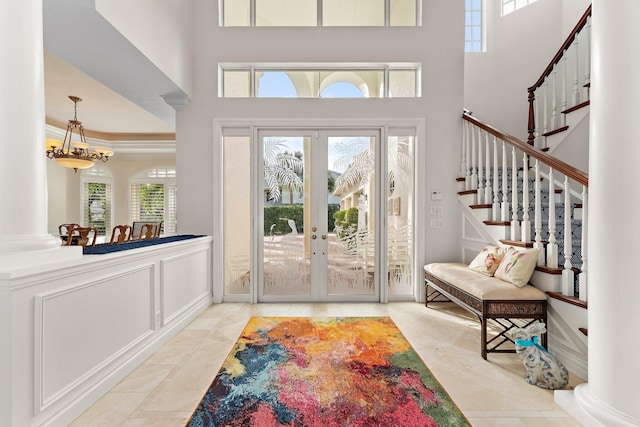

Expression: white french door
xmin=258 ymin=129 xmax=380 ymax=302
xmin=220 ymin=124 xmax=417 ymax=304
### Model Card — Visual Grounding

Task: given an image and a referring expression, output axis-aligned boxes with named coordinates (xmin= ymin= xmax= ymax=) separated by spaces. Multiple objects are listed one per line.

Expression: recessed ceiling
xmin=44 ymin=50 xmax=174 ymax=135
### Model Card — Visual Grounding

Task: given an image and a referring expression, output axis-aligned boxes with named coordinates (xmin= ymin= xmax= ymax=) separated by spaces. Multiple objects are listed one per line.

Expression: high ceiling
xmin=44 ymin=49 xmax=174 ymax=136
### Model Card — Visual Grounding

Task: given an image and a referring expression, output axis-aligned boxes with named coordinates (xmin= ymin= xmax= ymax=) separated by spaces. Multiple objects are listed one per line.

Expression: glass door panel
xmin=326 ymin=135 xmax=376 ymax=296
xmin=261 ymin=135 xmax=311 ymax=297
xmin=387 ymin=135 xmax=415 ymax=297
xmin=223 ymin=136 xmax=251 ymax=296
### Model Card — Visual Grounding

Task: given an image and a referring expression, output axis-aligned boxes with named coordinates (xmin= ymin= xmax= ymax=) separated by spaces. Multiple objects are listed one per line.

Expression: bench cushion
xmin=424 ymin=263 xmax=547 ymax=301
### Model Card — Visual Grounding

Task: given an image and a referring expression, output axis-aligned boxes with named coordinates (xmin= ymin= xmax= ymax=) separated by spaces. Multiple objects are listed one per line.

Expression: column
xmin=0 ymin=0 xmax=60 ymax=256
xmin=555 ymin=1 xmax=640 ymax=425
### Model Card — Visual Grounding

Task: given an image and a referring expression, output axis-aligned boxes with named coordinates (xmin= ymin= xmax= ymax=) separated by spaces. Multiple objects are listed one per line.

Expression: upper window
xmin=130 ymin=168 xmax=177 ymax=235
xmin=465 ymin=0 xmax=483 ymax=52
xmin=81 ymin=165 xmax=114 ymax=238
xmin=221 ymin=64 xmax=420 ymax=98
xmin=502 ymin=0 xmax=538 ymax=16
xmin=222 ymin=0 xmax=419 ymax=26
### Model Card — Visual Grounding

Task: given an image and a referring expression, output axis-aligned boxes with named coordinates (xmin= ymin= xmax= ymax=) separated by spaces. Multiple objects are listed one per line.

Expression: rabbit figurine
xmin=510 ymin=323 xmax=569 ymax=390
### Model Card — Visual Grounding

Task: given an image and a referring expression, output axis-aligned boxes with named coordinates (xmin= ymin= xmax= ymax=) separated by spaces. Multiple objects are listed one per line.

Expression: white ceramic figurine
xmin=510 ymin=323 xmax=569 ymax=390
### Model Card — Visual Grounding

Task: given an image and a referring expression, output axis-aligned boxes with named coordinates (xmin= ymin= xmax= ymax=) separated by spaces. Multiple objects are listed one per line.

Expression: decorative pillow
xmin=494 ymin=247 xmax=540 ymax=287
xmin=468 ymin=245 xmax=508 ymax=276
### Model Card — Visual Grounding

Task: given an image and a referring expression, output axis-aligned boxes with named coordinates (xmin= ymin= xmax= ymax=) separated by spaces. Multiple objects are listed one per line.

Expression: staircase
xmin=457 ymin=5 xmax=592 ymax=380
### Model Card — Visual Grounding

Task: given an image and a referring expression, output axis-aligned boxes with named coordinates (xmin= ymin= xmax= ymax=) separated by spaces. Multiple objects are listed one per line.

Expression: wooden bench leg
xmin=481 ymin=316 xmax=488 ymax=360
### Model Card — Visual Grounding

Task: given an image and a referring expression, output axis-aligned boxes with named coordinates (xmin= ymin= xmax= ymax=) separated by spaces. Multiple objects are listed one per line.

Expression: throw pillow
xmin=494 ymin=247 xmax=540 ymax=287
xmin=468 ymin=245 xmax=508 ymax=276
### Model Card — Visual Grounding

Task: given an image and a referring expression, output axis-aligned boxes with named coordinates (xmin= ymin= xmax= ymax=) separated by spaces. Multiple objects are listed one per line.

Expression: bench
xmin=424 ymin=262 xmax=548 ymax=360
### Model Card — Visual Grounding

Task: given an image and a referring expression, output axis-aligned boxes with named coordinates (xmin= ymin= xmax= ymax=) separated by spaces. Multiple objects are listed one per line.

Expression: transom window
xmin=222 ymin=0 xmax=419 ymax=27
xmin=502 ymin=0 xmax=538 ymax=16
xmin=220 ymin=64 xmax=420 ymax=98
xmin=465 ymin=0 xmax=483 ymax=52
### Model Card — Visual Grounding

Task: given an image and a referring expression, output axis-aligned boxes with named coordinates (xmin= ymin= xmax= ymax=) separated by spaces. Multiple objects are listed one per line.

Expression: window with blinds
xmin=81 ymin=165 xmax=114 ymax=237
xmin=130 ymin=168 xmax=177 ymax=235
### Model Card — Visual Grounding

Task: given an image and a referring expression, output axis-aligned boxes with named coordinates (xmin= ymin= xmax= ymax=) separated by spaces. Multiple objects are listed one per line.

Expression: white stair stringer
xmin=547 ymin=298 xmax=588 ymax=381
xmin=459 ymin=192 xmax=588 ymax=380
xmin=459 ymin=195 xmax=507 ymax=248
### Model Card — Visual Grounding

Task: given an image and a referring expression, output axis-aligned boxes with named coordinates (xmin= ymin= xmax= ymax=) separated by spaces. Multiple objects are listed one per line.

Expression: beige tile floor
xmin=71 ymin=302 xmax=584 ymax=426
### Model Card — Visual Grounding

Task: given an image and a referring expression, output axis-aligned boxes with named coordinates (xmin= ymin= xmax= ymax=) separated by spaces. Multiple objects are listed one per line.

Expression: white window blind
xmin=130 ymin=168 xmax=177 ymax=235
xmin=81 ymin=165 xmax=114 ymax=237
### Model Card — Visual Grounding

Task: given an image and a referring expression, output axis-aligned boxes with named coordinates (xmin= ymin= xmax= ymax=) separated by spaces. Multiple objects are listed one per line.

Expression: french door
xmin=258 ymin=129 xmax=380 ymax=302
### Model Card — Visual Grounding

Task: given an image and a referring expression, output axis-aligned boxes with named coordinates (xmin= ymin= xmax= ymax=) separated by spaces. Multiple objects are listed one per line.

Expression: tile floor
xmin=70 ymin=302 xmax=584 ymax=426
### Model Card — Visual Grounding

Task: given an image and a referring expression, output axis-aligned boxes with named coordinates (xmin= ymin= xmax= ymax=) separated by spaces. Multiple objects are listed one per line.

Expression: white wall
xmin=464 ymin=0 xmax=590 ymax=140
xmin=95 ymin=0 xmax=194 ymax=97
xmin=177 ymin=0 xmax=465 ymax=269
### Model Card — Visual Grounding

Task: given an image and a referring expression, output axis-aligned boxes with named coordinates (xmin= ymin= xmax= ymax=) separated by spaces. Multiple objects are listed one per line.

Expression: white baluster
xmin=477 ymin=129 xmax=484 ymax=204
xmin=583 ymin=17 xmax=591 ymax=100
xmin=501 ymin=141 xmax=509 ymax=221
xmin=465 ymin=121 xmax=472 ymax=190
xmin=461 ymin=120 xmax=467 ymax=180
xmin=534 ymin=90 xmax=541 ymax=148
xmin=471 ymin=124 xmax=477 ymax=192
xmin=573 ymin=37 xmax=580 ymax=105
xmin=533 ymin=160 xmax=545 ymax=265
xmin=521 ymin=153 xmax=531 ymax=242
xmin=546 ymin=168 xmax=558 ymax=268
xmin=578 ymin=185 xmax=588 ymax=301
xmin=543 ymin=79 xmax=549 ymax=143
xmin=492 ymin=136 xmax=500 ymax=221
xmin=561 ymin=51 xmax=568 ymax=127
xmin=551 ymin=66 xmax=558 ymax=130
xmin=484 ymin=132 xmax=492 ymax=210
xmin=562 ymin=175 xmax=575 ymax=296
xmin=510 ymin=147 xmax=520 ymax=241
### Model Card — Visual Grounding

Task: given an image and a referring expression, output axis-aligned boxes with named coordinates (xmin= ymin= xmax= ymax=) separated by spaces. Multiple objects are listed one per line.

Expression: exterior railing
xmin=462 ymin=111 xmax=588 ymax=301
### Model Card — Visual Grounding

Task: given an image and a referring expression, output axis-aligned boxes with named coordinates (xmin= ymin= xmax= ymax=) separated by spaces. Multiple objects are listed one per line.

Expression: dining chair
xmin=109 ymin=225 xmax=132 ymax=244
xmin=65 ymin=226 xmax=97 ymax=247
xmin=58 ymin=223 xmax=79 ymax=243
xmin=137 ymin=223 xmax=158 ymax=240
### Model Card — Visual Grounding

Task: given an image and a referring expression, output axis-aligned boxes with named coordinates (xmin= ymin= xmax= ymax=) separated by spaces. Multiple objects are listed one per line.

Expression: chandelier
xmin=46 ymin=96 xmax=114 ymax=172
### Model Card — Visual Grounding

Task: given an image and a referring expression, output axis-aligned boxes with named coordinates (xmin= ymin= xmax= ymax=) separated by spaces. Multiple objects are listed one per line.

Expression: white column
xmin=555 ymin=1 xmax=640 ymax=425
xmin=0 ymin=0 xmax=60 ymax=256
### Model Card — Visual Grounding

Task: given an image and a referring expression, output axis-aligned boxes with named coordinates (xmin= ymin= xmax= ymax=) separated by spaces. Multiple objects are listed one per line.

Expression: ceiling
xmin=44 ymin=49 xmax=175 ymax=136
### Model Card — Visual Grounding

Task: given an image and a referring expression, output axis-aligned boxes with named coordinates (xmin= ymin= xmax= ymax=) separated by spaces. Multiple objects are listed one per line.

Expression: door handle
xmin=321 ymin=235 xmax=327 ymax=240
xmin=312 ymin=234 xmax=317 ymax=240
xmin=312 ymin=226 xmax=317 ymax=232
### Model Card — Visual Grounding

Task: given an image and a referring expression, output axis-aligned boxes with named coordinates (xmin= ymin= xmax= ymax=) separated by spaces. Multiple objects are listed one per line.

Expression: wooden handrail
xmin=463 ymin=112 xmax=588 ymax=186
xmin=528 ymin=5 xmax=592 ymax=92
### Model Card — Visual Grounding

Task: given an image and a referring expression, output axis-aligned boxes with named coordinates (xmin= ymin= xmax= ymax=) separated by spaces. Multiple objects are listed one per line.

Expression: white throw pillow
xmin=468 ymin=245 xmax=508 ymax=276
xmin=494 ymin=247 xmax=540 ymax=287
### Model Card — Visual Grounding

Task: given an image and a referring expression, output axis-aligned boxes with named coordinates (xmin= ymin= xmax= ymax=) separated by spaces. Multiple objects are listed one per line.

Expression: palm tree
xmin=263 ymin=138 xmax=304 ymax=204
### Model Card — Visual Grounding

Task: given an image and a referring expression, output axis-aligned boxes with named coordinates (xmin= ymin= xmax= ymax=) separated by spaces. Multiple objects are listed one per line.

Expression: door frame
xmin=212 ymin=118 xmax=426 ymax=304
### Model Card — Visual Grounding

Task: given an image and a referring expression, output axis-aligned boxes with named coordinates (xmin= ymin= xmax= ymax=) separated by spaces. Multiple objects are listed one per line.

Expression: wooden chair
xmin=109 ymin=225 xmax=132 ymax=244
xmin=65 ymin=226 xmax=97 ymax=247
xmin=137 ymin=223 xmax=158 ymax=240
xmin=132 ymin=221 xmax=161 ymax=240
xmin=58 ymin=223 xmax=79 ymax=244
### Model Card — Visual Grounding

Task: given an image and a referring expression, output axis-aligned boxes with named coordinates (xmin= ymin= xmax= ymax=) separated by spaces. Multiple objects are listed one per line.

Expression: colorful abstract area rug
xmin=187 ymin=317 xmax=469 ymax=427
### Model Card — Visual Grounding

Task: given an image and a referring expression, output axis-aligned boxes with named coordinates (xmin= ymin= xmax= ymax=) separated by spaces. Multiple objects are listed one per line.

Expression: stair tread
xmin=542 ymin=126 xmax=569 ymax=137
xmin=547 ymin=291 xmax=587 ymax=309
xmin=562 ymin=100 xmax=590 ymax=114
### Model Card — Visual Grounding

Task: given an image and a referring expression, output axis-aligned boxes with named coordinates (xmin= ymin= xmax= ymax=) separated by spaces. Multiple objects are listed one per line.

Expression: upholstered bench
xmin=424 ymin=262 xmax=548 ymax=360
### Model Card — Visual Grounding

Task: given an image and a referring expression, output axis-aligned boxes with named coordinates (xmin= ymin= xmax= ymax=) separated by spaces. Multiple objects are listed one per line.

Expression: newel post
xmin=527 ymin=89 xmax=536 ymax=146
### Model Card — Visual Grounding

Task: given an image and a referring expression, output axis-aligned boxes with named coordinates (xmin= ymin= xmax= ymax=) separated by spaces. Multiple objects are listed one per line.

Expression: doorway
xmin=221 ymin=125 xmax=416 ymax=303
xmin=259 ymin=130 xmax=379 ymax=302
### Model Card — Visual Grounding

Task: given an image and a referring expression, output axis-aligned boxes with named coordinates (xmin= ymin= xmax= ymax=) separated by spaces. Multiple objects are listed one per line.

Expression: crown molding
xmin=45 ymin=122 xmax=176 ymax=154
